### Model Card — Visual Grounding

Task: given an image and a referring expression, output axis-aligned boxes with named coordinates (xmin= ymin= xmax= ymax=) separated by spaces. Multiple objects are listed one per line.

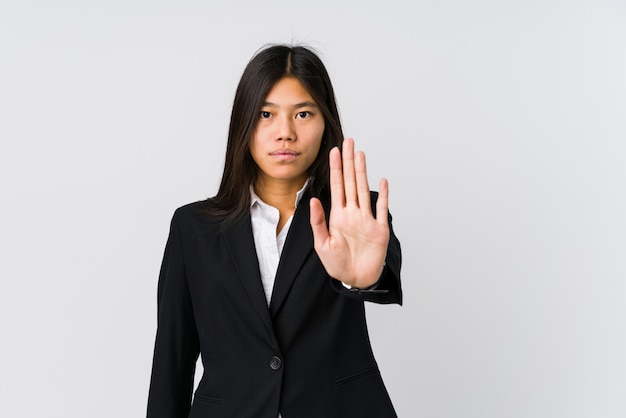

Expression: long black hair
xmin=207 ymin=44 xmax=344 ymax=223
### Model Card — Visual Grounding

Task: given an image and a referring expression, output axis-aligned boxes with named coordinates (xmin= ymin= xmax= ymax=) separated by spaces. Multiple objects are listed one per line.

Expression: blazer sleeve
xmin=330 ymin=196 xmax=403 ymax=305
xmin=147 ymin=208 xmax=200 ymax=418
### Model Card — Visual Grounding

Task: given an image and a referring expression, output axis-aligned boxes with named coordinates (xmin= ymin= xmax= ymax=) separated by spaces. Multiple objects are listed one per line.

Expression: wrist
xmin=341 ymin=262 xmax=386 ymax=292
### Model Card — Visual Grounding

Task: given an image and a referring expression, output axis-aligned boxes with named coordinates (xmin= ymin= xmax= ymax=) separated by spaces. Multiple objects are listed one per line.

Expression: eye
xmin=260 ymin=111 xmax=271 ymax=119
xmin=296 ymin=111 xmax=311 ymax=119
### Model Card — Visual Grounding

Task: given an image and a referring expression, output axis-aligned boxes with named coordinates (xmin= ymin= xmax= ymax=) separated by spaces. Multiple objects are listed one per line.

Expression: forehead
xmin=264 ymin=77 xmax=316 ymax=105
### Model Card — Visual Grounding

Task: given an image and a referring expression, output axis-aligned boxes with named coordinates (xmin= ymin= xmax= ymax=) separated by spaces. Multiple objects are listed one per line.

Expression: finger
xmin=329 ymin=146 xmax=345 ymax=208
xmin=342 ymin=138 xmax=358 ymax=207
xmin=376 ymin=178 xmax=389 ymax=226
xmin=309 ymin=197 xmax=330 ymax=249
xmin=355 ymin=151 xmax=372 ymax=216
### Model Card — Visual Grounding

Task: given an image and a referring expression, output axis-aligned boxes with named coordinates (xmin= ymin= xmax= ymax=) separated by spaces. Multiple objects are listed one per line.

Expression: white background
xmin=1 ymin=0 xmax=625 ymax=417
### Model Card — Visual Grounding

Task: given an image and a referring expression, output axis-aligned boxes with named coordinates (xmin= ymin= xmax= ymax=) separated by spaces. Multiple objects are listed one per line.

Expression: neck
xmin=253 ymin=177 xmax=306 ymax=212
xmin=254 ymin=177 xmax=308 ymax=234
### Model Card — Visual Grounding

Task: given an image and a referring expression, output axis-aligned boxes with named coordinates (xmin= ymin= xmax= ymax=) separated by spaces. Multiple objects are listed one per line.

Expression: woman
xmin=147 ymin=44 xmax=403 ymax=418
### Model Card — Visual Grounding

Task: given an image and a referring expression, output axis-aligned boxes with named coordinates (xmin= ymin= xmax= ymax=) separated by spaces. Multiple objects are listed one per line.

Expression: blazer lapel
xmin=269 ymin=192 xmax=319 ymax=317
xmin=221 ymin=214 xmax=274 ymax=335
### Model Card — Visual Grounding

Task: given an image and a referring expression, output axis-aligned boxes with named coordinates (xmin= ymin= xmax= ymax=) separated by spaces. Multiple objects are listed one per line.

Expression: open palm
xmin=310 ymin=138 xmax=390 ymax=289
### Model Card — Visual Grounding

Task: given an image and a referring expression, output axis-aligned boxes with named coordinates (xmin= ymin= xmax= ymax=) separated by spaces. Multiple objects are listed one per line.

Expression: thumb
xmin=309 ymin=197 xmax=329 ymax=249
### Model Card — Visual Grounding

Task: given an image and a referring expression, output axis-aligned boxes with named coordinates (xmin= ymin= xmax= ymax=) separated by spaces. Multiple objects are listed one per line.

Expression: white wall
xmin=1 ymin=1 xmax=625 ymax=417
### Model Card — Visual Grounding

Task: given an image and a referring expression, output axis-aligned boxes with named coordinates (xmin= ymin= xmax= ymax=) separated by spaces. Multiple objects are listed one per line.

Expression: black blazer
xmin=147 ymin=190 xmax=402 ymax=418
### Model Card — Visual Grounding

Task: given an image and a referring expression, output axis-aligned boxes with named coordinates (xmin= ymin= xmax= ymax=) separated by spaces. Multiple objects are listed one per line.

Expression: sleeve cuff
xmin=340 ymin=262 xmax=389 ymax=294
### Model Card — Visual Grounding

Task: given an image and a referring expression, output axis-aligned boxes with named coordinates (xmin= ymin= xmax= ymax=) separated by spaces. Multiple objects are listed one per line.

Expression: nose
xmin=275 ymin=114 xmax=296 ymax=141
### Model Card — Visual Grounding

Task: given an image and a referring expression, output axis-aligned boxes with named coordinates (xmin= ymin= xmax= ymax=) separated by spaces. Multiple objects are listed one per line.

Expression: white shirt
xmin=249 ymin=178 xmax=310 ymax=305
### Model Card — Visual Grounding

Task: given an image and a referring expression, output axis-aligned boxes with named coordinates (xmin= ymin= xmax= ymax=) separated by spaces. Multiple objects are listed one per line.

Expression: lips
xmin=270 ymin=149 xmax=299 ymax=156
xmin=269 ymin=149 xmax=300 ymax=161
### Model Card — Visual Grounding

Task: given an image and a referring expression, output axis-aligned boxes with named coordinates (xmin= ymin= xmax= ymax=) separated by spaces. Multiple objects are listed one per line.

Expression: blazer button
xmin=269 ymin=356 xmax=282 ymax=370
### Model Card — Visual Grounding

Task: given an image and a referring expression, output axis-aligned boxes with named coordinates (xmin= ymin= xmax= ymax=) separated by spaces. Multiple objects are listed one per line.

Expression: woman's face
xmin=250 ymin=76 xmax=325 ymax=189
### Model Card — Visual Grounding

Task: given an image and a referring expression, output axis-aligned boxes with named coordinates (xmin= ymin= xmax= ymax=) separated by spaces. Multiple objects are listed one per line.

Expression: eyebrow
xmin=262 ymin=101 xmax=319 ymax=109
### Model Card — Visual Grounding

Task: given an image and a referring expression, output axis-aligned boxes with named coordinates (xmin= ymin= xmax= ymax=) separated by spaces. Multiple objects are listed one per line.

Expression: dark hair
xmin=207 ymin=44 xmax=344 ymax=223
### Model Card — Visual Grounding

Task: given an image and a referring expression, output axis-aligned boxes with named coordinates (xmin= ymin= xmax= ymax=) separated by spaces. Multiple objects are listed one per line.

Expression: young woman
xmin=147 ymin=44 xmax=403 ymax=418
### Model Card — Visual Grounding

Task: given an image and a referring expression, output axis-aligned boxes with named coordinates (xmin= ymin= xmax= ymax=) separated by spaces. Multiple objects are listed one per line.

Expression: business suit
xmin=147 ymin=189 xmax=402 ymax=418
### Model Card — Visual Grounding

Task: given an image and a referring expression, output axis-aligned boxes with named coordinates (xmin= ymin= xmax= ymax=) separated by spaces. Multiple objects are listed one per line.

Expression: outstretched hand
xmin=310 ymin=138 xmax=390 ymax=289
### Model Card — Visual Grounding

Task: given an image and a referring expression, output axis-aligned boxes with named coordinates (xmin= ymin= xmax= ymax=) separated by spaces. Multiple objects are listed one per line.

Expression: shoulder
xmin=175 ymin=198 xmax=215 ymax=217
xmin=170 ymin=199 xmax=222 ymax=233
